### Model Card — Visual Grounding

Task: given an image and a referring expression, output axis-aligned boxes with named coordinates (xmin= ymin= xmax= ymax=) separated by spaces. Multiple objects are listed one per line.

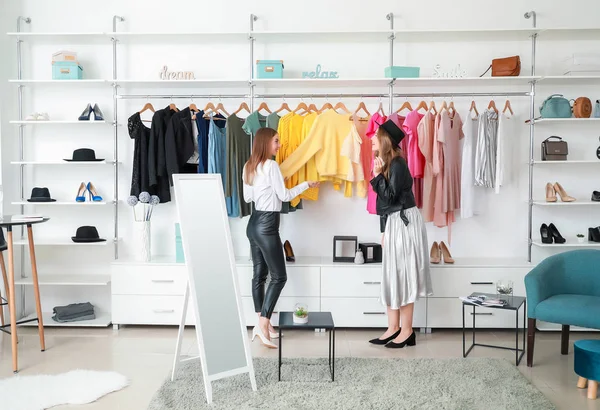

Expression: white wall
xmin=2 ymin=0 xmax=600 ymax=314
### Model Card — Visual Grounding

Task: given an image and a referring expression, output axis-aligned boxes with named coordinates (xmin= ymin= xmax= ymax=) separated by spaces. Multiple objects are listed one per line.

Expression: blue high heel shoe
xmin=87 ymin=182 xmax=103 ymax=201
xmin=92 ymin=104 xmax=104 ymax=121
xmin=76 ymin=182 xmax=87 ymax=202
xmin=78 ymin=104 xmax=93 ymax=121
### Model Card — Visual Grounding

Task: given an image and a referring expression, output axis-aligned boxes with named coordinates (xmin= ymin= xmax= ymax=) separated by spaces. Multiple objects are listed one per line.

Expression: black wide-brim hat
xmin=71 ymin=225 xmax=106 ymax=243
xmin=64 ymin=148 xmax=104 ymax=162
xmin=27 ymin=187 xmax=56 ymax=202
xmin=379 ymin=119 xmax=406 ymax=147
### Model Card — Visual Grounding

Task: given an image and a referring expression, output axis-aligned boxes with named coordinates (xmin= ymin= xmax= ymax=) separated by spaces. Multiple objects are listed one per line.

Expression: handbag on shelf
xmin=539 ymin=94 xmax=572 ymax=118
xmin=594 ymin=100 xmax=600 ymax=118
xmin=573 ymin=97 xmax=592 ymax=118
xmin=541 ymin=136 xmax=569 ymax=161
xmin=480 ymin=56 xmax=521 ymax=77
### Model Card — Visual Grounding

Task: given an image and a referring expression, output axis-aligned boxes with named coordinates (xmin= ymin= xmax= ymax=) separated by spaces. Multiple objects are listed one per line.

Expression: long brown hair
xmin=243 ymin=127 xmax=278 ymax=185
xmin=375 ymin=127 xmax=404 ymax=179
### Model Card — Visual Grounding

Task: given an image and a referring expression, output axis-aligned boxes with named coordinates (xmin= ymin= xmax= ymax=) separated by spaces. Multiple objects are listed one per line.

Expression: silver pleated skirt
xmin=381 ymin=208 xmax=433 ymax=309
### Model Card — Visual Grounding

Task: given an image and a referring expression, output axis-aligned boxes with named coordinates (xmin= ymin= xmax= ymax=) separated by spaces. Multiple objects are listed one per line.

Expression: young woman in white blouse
xmin=243 ymin=127 xmax=319 ymax=349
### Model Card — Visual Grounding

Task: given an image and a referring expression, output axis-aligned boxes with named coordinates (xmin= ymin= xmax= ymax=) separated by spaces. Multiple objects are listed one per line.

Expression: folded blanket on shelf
xmin=52 ymin=302 xmax=95 ymax=321
xmin=52 ymin=313 xmax=96 ymax=323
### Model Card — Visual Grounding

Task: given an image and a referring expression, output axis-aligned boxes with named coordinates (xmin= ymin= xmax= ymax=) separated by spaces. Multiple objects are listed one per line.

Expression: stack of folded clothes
xmin=52 ymin=302 xmax=95 ymax=323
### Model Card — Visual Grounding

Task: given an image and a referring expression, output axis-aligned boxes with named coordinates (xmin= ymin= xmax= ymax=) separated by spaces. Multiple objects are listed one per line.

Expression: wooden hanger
xmin=503 ymin=99 xmax=514 ymax=115
xmin=307 ymin=102 xmax=319 ymax=113
xmin=428 ymin=100 xmax=437 ymax=115
xmin=396 ymin=100 xmax=413 ymax=114
xmin=233 ymin=101 xmax=250 ymax=116
xmin=376 ymin=100 xmax=386 ymax=115
xmin=293 ymin=101 xmax=309 ymax=114
xmin=416 ymin=100 xmax=429 ymax=113
xmin=139 ymin=102 xmax=155 ymax=114
xmin=256 ymin=101 xmax=272 ymax=114
xmin=488 ymin=99 xmax=498 ymax=114
xmin=204 ymin=101 xmax=229 ymax=118
xmin=319 ymin=101 xmax=334 ymax=113
xmin=275 ymin=101 xmax=292 ymax=113
xmin=334 ymin=101 xmax=351 ymax=114
xmin=469 ymin=100 xmax=479 ymax=117
xmin=203 ymin=101 xmax=216 ymax=113
xmin=440 ymin=100 xmax=448 ymax=112
xmin=352 ymin=101 xmax=371 ymax=121
xmin=169 ymin=103 xmax=179 ymax=112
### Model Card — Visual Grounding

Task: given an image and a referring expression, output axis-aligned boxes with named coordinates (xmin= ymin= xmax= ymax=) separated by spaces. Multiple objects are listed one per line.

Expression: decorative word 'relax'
xmin=432 ymin=64 xmax=467 ymax=78
xmin=159 ymin=65 xmax=196 ymax=80
xmin=302 ymin=64 xmax=339 ymax=79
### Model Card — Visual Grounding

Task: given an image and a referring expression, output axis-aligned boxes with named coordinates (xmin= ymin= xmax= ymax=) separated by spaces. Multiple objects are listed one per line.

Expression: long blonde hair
xmin=243 ymin=127 xmax=278 ymax=185
xmin=375 ymin=127 xmax=404 ymax=179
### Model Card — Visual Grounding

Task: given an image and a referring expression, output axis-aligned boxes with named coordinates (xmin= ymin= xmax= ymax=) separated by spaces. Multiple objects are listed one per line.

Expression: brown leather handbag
xmin=480 ymin=56 xmax=521 ymax=77
xmin=573 ymin=97 xmax=592 ymax=118
xmin=541 ymin=136 xmax=568 ymax=161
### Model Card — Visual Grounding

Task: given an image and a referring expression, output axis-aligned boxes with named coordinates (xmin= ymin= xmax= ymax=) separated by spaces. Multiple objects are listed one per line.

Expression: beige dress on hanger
xmin=417 ymin=111 xmax=437 ymax=223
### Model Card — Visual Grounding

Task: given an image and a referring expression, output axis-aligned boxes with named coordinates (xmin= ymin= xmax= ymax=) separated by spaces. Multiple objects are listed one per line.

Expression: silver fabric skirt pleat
xmin=381 ymin=208 xmax=433 ymax=309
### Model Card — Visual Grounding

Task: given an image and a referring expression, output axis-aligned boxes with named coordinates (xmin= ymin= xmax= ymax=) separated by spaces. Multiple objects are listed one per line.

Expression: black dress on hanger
xmin=128 ymin=112 xmax=153 ymax=197
xmin=147 ymin=106 xmax=175 ymax=203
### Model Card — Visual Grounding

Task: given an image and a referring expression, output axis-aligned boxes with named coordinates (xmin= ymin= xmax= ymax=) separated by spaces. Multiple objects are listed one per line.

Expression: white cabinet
xmin=321 ymin=297 xmax=426 ymax=328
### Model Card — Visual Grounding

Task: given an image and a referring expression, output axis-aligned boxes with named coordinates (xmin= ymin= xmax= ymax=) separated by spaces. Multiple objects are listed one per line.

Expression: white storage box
xmin=52 ymin=50 xmax=78 ymax=62
xmin=558 ymin=53 xmax=600 ymax=75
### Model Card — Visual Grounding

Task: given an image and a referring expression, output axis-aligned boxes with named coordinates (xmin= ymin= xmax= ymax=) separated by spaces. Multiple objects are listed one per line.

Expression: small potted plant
xmin=577 ymin=233 xmax=586 ymax=243
xmin=293 ymin=303 xmax=308 ymax=324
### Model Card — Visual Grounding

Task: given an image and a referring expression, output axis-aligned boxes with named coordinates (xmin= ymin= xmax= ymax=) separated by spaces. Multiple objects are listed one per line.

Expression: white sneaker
xmin=37 ymin=112 xmax=50 ymax=121
xmin=25 ymin=113 xmax=39 ymax=121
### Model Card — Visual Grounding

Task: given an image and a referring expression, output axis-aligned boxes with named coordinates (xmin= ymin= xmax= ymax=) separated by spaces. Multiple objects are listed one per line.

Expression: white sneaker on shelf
xmin=25 ymin=112 xmax=39 ymax=121
xmin=37 ymin=112 xmax=50 ymax=121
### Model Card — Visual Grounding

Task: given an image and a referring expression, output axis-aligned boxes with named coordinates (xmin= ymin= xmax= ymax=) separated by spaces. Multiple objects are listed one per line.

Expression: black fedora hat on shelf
xmin=27 ymin=187 xmax=56 ymax=202
xmin=71 ymin=226 xmax=106 ymax=243
xmin=63 ymin=148 xmax=104 ymax=162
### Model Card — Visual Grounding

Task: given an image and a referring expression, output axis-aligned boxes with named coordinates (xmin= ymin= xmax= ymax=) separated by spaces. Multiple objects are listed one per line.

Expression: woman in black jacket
xmin=368 ymin=120 xmax=432 ymax=348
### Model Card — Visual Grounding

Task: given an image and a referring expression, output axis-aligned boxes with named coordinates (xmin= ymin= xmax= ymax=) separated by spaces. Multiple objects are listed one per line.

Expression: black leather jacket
xmin=370 ymin=156 xmax=417 ymax=232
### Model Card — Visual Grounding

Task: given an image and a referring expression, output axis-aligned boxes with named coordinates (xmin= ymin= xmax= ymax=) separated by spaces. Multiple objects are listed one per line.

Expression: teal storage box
xmin=256 ymin=60 xmax=284 ymax=79
xmin=52 ymin=61 xmax=83 ymax=80
xmin=384 ymin=66 xmax=420 ymax=78
xmin=175 ymin=223 xmax=185 ymax=263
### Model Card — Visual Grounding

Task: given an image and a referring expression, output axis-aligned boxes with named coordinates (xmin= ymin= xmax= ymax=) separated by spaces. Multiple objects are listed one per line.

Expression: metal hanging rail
xmin=526 ymin=11 xmax=538 ymax=263
xmin=112 ymin=15 xmax=124 ymax=260
xmin=394 ymin=91 xmax=532 ymax=98
xmin=116 ymin=94 xmax=249 ymax=99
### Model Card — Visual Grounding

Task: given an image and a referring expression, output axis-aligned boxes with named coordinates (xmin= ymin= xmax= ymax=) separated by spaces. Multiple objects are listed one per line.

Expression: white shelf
xmin=393 ymin=76 xmax=539 ymax=87
xmin=8 ymin=79 xmax=109 ymax=85
xmin=532 ymin=200 xmax=600 ymax=206
xmin=115 ymin=79 xmax=249 ymax=88
xmin=6 ymin=32 xmax=109 ymax=44
xmin=538 ymin=75 xmax=600 ymax=84
xmin=11 ymin=160 xmax=112 ymax=165
xmin=10 ymin=120 xmax=109 ymax=125
xmin=253 ymin=78 xmax=393 ymax=88
xmin=533 ymin=117 xmax=600 ymax=123
xmin=251 ymin=29 xmax=393 ymax=41
xmin=393 ymin=28 xmax=539 ymax=42
xmin=532 ymin=240 xmax=600 ymax=248
xmin=13 ymin=238 xmax=111 ymax=246
xmin=14 ymin=274 xmax=110 ymax=286
xmin=19 ymin=312 xmax=112 ymax=328
xmin=12 ymin=201 xmax=108 ymax=206
xmin=532 ymin=160 xmax=600 ymax=165
xmin=111 ymin=31 xmax=247 ymax=43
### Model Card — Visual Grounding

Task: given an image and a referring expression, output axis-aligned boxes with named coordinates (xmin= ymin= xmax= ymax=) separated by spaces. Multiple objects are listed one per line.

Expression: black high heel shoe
xmin=548 ymin=223 xmax=566 ymax=244
xmin=283 ymin=240 xmax=295 ymax=262
xmin=78 ymin=103 xmax=92 ymax=121
xmin=589 ymin=227 xmax=600 ymax=242
xmin=385 ymin=331 xmax=416 ymax=349
xmin=92 ymin=104 xmax=104 ymax=121
xmin=540 ymin=223 xmax=552 ymax=244
xmin=369 ymin=329 xmax=401 ymax=345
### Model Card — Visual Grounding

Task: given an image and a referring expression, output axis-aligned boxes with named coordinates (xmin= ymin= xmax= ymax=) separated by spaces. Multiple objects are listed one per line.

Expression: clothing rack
xmin=116 ymin=94 xmax=249 ymax=100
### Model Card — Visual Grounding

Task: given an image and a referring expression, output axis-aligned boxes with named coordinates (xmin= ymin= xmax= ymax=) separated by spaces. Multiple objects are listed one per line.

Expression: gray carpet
xmin=148 ymin=357 xmax=555 ymax=410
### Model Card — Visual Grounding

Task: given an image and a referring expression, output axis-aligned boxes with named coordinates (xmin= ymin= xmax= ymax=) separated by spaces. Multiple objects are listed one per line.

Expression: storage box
xmin=384 ymin=66 xmax=420 ymax=78
xmin=333 ymin=236 xmax=358 ymax=263
xmin=175 ymin=223 xmax=185 ymax=263
xmin=52 ymin=61 xmax=83 ymax=80
xmin=256 ymin=60 xmax=284 ymax=79
xmin=52 ymin=50 xmax=78 ymax=62
xmin=358 ymin=242 xmax=382 ymax=263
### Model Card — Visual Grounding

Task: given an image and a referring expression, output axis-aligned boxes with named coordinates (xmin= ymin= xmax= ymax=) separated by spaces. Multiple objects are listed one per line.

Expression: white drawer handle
xmin=363 ymin=312 xmax=386 ymax=315
xmin=153 ymin=309 xmax=175 ymax=314
xmin=151 ymin=279 xmax=175 ymax=283
xmin=470 ymin=312 xmax=493 ymax=316
xmin=363 ymin=281 xmax=381 ymax=285
xmin=470 ymin=282 xmax=493 ymax=285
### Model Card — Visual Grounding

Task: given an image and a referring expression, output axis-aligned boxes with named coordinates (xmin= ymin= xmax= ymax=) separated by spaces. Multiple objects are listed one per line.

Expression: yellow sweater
xmin=276 ymin=113 xmax=306 ymax=207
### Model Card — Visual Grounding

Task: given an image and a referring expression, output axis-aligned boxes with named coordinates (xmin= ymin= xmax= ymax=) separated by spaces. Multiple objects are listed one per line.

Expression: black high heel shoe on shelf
xmin=548 ymin=223 xmax=566 ymax=244
xmin=78 ymin=103 xmax=93 ymax=121
xmin=92 ymin=104 xmax=104 ymax=121
xmin=369 ymin=329 xmax=401 ymax=345
xmin=540 ymin=223 xmax=552 ymax=244
xmin=385 ymin=331 xmax=416 ymax=349
xmin=283 ymin=240 xmax=295 ymax=262
xmin=589 ymin=227 xmax=600 ymax=242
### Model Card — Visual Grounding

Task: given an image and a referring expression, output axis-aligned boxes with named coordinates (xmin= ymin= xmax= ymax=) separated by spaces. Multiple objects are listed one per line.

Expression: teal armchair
xmin=525 ymin=249 xmax=600 ymax=367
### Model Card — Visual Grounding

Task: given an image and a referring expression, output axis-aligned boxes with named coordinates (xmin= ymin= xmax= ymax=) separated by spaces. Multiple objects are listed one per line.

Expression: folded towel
xmin=53 ymin=302 xmax=95 ymax=320
xmin=52 ymin=313 xmax=96 ymax=323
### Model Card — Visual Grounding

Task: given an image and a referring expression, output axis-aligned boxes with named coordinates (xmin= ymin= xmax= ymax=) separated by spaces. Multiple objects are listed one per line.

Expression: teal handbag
xmin=540 ymin=94 xmax=572 ymax=118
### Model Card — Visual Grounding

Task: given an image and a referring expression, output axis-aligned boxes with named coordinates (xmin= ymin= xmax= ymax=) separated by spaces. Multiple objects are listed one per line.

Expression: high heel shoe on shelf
xmin=92 ymin=104 xmax=104 ymax=121
xmin=545 ymin=183 xmax=557 ymax=202
xmin=589 ymin=227 xmax=600 ymax=243
xmin=78 ymin=104 xmax=93 ymax=121
xmin=430 ymin=242 xmax=441 ymax=264
xmin=549 ymin=223 xmax=566 ymax=244
xmin=440 ymin=241 xmax=454 ymax=264
xmin=385 ymin=331 xmax=416 ymax=349
xmin=369 ymin=329 xmax=401 ymax=345
xmin=76 ymin=182 xmax=87 ymax=202
xmin=283 ymin=240 xmax=295 ymax=262
xmin=86 ymin=182 xmax=103 ymax=202
xmin=592 ymin=191 xmax=600 ymax=202
xmin=251 ymin=326 xmax=277 ymax=349
xmin=553 ymin=182 xmax=575 ymax=202
xmin=540 ymin=223 xmax=552 ymax=244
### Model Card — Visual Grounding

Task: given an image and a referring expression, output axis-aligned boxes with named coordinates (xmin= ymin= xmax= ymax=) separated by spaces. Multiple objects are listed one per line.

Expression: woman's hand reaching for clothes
xmin=307 ymin=181 xmax=320 ymax=188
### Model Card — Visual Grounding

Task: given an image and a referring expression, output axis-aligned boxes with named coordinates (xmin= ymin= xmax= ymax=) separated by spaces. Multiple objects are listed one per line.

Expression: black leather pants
xmin=246 ymin=211 xmax=287 ymax=319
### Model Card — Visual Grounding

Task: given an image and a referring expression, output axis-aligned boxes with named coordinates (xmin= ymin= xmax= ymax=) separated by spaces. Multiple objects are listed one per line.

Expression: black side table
xmin=278 ymin=312 xmax=335 ymax=382
xmin=462 ymin=292 xmax=526 ymax=366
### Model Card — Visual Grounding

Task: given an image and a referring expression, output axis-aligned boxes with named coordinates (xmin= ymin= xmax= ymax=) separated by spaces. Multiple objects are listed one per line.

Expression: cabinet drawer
xmin=321 ymin=267 xmax=381 ymax=297
xmin=427 ymin=298 xmax=523 ymax=328
xmin=112 ymin=295 xmax=194 ymax=325
xmin=112 ymin=265 xmax=188 ymax=295
xmin=241 ymin=297 xmax=320 ymax=327
xmin=236 ymin=266 xmax=320 ymax=297
xmin=321 ymin=297 xmax=426 ymax=328
xmin=429 ymin=268 xmax=527 ymax=298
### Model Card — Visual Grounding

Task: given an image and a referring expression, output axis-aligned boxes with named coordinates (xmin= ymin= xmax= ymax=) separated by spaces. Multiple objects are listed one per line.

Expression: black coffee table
xmin=462 ymin=292 xmax=526 ymax=366
xmin=278 ymin=311 xmax=335 ymax=381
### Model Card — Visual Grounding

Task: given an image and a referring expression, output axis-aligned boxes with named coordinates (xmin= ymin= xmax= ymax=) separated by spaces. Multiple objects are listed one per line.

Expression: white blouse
xmin=242 ymin=159 xmax=309 ymax=212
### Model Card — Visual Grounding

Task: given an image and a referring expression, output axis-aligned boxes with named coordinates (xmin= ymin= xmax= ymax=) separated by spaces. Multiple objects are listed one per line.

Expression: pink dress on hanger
xmin=365 ymin=113 xmax=387 ymax=214
xmin=417 ymin=111 xmax=436 ymax=223
xmin=402 ymin=110 xmax=425 ymax=208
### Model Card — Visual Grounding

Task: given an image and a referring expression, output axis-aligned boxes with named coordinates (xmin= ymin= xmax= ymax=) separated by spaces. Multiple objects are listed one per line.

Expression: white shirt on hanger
xmin=460 ymin=111 xmax=479 ymax=219
xmin=495 ymin=111 xmax=512 ymax=194
xmin=242 ymin=159 xmax=309 ymax=212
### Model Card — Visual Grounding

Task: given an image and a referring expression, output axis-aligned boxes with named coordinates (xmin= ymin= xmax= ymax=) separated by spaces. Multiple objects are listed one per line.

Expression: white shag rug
xmin=0 ymin=369 xmax=129 ymax=410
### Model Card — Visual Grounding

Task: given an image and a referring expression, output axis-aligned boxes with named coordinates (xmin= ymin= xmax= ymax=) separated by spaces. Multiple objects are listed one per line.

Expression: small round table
xmin=574 ymin=339 xmax=600 ymax=400
xmin=0 ymin=216 xmax=49 ymax=373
